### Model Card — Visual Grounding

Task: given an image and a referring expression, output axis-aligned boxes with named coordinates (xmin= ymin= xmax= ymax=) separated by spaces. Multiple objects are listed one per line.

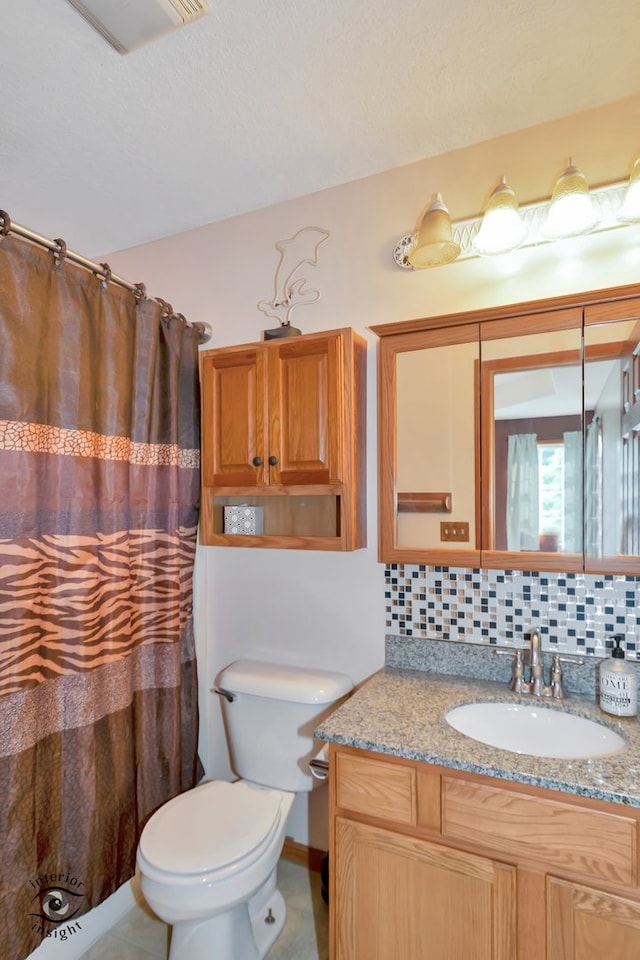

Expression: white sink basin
xmin=445 ymin=701 xmax=625 ymax=759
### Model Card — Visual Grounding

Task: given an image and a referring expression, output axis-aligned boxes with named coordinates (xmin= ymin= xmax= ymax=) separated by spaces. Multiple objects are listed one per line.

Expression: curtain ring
xmin=52 ymin=238 xmax=67 ymax=267
xmin=155 ymin=297 xmax=174 ymax=319
xmin=134 ymin=282 xmax=147 ymax=302
xmin=99 ymin=262 xmax=112 ymax=288
xmin=0 ymin=210 xmax=11 ymax=237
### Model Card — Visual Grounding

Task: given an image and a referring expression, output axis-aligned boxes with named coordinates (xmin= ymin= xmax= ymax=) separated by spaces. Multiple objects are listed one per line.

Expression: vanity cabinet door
xmin=334 ymin=816 xmax=516 ymax=960
xmin=547 ymin=877 xmax=640 ymax=960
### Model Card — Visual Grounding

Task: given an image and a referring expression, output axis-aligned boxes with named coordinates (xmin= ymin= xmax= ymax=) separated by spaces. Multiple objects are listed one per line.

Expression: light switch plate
xmin=440 ymin=521 xmax=470 ymax=542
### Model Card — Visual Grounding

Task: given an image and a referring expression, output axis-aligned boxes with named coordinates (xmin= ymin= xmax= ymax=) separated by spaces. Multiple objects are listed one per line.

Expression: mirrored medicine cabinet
xmin=374 ymin=284 xmax=640 ymax=574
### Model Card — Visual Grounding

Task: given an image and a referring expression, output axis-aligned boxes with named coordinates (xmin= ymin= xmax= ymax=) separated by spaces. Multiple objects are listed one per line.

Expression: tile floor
xmin=78 ymin=859 xmax=328 ymax=960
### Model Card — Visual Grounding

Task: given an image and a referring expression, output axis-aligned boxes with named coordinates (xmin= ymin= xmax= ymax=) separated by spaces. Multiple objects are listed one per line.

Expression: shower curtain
xmin=0 ymin=234 xmax=203 ymax=960
xmin=506 ymin=433 xmax=539 ymax=551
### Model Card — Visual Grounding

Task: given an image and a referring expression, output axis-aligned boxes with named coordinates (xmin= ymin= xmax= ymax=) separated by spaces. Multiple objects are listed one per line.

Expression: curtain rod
xmin=0 ymin=210 xmax=212 ymax=344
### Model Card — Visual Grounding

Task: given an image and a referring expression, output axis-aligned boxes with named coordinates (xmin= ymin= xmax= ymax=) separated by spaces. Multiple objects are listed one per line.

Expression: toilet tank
xmin=217 ymin=659 xmax=353 ymax=792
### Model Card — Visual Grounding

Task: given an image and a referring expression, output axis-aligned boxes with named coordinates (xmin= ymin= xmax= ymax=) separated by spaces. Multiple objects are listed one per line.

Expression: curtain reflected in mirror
xmin=506 ymin=433 xmax=538 ymax=550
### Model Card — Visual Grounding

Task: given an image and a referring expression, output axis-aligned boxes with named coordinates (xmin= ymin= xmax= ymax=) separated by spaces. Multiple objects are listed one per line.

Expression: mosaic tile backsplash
xmin=385 ymin=565 xmax=640 ymax=659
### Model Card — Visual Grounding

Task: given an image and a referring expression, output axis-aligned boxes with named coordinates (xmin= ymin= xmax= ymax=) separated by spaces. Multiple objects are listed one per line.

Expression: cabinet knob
xmin=252 ymin=456 xmax=263 ymax=467
xmin=268 ymin=456 xmax=279 ymax=466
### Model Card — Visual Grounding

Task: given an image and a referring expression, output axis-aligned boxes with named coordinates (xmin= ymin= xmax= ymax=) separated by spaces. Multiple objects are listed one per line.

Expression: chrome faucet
xmin=494 ymin=629 xmax=584 ymax=699
xmin=528 ymin=628 xmax=546 ymax=697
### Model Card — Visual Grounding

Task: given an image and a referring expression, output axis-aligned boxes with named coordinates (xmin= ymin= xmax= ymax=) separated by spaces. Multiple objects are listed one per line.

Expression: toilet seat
xmin=139 ymin=780 xmax=286 ymax=878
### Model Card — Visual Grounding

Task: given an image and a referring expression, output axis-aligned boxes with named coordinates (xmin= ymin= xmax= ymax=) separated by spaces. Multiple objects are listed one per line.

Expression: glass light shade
xmin=407 ymin=194 xmax=461 ymax=268
xmin=543 ymin=159 xmax=599 ymax=239
xmin=472 ymin=176 xmax=527 ymax=256
xmin=618 ymin=159 xmax=640 ymax=223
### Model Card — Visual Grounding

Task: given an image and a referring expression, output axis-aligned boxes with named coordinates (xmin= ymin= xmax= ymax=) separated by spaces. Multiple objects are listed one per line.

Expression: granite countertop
xmin=315 ymin=666 xmax=640 ymax=808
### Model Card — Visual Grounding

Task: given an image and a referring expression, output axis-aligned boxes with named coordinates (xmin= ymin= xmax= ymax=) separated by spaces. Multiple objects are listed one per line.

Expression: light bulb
xmin=407 ymin=194 xmax=461 ymax=268
xmin=543 ymin=159 xmax=598 ymax=239
xmin=473 ymin=176 xmax=527 ymax=256
xmin=618 ymin=159 xmax=640 ymax=223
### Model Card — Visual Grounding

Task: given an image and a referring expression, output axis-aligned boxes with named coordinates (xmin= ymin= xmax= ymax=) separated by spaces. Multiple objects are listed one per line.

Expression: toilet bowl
xmin=138 ymin=780 xmax=294 ymax=959
xmin=136 ymin=658 xmax=353 ymax=960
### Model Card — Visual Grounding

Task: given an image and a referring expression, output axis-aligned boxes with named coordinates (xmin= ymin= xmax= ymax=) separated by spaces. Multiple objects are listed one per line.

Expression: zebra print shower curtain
xmin=0 ymin=234 xmax=203 ymax=960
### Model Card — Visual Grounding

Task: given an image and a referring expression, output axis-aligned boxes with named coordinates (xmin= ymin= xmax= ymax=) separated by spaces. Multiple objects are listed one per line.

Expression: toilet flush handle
xmin=213 ymin=686 xmax=236 ymax=703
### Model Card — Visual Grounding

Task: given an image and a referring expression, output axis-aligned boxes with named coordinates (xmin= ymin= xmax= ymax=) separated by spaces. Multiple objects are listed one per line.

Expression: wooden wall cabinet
xmin=199 ymin=327 xmax=366 ymax=550
xmin=373 ymin=283 xmax=640 ymax=573
xmin=330 ymin=745 xmax=640 ymax=960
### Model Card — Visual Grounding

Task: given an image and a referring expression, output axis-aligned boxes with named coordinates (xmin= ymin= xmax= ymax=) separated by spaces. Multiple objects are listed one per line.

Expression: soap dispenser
xmin=599 ymin=635 xmax=638 ymax=717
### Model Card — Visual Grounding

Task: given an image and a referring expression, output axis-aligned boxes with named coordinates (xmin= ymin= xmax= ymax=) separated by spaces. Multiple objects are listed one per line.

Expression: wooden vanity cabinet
xmin=547 ymin=879 xmax=640 ymax=960
xmin=330 ymin=745 xmax=640 ymax=960
xmin=199 ymin=328 xmax=366 ymax=549
xmin=335 ymin=817 xmax=516 ymax=960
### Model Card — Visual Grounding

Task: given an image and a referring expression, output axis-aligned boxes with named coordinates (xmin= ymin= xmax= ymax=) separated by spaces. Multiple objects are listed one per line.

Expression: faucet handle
xmin=550 ymin=654 xmax=585 ymax=700
xmin=550 ymin=655 xmax=565 ymax=699
xmin=493 ymin=647 xmax=526 ymax=693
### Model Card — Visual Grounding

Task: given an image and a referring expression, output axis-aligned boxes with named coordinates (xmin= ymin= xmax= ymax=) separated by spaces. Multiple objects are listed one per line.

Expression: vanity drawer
xmin=336 ymin=753 xmax=416 ymax=825
xmin=442 ymin=777 xmax=637 ymax=886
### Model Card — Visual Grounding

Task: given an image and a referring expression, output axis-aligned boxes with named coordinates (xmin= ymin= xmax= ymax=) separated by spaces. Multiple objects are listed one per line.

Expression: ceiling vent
xmin=65 ymin=0 xmax=210 ymax=54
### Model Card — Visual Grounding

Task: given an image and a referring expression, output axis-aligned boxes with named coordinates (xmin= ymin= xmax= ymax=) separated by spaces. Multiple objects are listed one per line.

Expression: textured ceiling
xmin=3 ymin=0 xmax=640 ymax=256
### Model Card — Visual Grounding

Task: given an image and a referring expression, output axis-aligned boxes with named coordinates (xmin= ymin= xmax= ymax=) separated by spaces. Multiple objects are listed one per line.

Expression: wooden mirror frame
xmin=373 ymin=282 xmax=640 ymax=574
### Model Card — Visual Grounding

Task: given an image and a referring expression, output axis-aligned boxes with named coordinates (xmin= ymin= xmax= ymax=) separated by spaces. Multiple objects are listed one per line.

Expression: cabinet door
xmin=334 ymin=817 xmax=516 ymax=960
xmin=584 ymin=298 xmax=640 ymax=574
xmin=268 ymin=334 xmax=342 ymax=485
xmin=547 ymin=877 xmax=640 ymax=960
xmin=480 ymin=307 xmax=583 ymax=571
xmin=378 ymin=323 xmax=481 ymax=566
xmin=201 ymin=347 xmax=267 ymax=487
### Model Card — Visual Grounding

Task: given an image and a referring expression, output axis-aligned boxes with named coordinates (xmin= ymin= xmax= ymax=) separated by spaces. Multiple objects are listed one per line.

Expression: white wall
xmin=104 ymin=94 xmax=640 ymax=825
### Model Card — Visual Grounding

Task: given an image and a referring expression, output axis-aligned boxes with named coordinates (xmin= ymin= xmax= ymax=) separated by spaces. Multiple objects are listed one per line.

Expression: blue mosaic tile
xmin=384 ymin=564 xmax=640 ymax=659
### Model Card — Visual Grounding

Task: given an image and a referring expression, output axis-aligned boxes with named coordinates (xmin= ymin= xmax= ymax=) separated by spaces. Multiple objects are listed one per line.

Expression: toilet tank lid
xmin=218 ymin=659 xmax=353 ymax=704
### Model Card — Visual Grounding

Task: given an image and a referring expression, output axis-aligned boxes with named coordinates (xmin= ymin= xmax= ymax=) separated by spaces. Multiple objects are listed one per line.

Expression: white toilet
xmin=136 ymin=658 xmax=353 ymax=960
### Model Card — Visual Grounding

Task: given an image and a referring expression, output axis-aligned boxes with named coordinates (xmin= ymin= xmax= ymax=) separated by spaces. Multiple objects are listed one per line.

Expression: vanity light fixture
xmin=472 ymin=176 xmax=527 ymax=256
xmin=406 ymin=194 xmax=461 ymax=268
xmin=542 ymin=158 xmax=599 ymax=239
xmin=394 ymin=153 xmax=640 ymax=270
xmin=618 ymin=158 xmax=640 ymax=223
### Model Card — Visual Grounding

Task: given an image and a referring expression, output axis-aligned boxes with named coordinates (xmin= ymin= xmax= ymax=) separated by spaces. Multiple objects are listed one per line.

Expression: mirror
xmin=376 ymin=293 xmax=640 ymax=573
xmin=584 ymin=315 xmax=640 ymax=572
xmin=395 ymin=326 xmax=479 ymax=560
xmin=480 ymin=314 xmax=583 ymax=569
xmin=378 ymin=325 xmax=481 ymax=566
